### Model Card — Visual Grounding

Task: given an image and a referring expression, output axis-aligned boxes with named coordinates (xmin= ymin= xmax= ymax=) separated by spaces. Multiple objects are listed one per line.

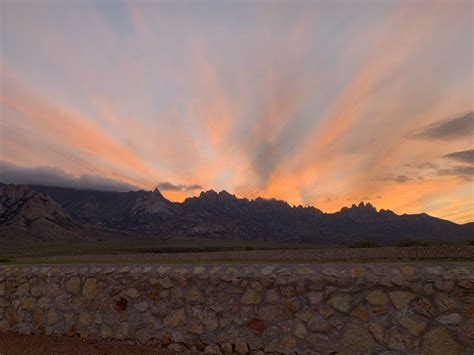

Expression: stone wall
xmin=0 ymin=263 xmax=473 ymax=354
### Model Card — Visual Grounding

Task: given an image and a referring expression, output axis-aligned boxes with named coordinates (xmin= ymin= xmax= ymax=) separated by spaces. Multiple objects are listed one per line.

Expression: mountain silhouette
xmin=1 ymin=183 xmax=472 ymax=245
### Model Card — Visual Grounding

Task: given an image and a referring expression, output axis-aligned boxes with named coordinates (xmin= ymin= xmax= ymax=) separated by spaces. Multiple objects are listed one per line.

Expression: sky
xmin=0 ymin=0 xmax=473 ymax=223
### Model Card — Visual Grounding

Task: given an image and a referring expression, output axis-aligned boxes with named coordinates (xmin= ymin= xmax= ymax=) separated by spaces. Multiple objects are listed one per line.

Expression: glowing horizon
xmin=1 ymin=0 xmax=473 ymax=223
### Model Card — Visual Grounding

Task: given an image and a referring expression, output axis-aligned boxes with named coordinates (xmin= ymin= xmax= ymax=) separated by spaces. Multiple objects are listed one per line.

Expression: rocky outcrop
xmin=0 ymin=263 xmax=472 ymax=353
xmin=0 ymin=184 xmax=70 ymax=227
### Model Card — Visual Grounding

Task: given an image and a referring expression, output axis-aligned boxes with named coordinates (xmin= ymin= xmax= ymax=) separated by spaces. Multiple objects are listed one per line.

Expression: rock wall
xmin=0 ymin=263 xmax=473 ymax=354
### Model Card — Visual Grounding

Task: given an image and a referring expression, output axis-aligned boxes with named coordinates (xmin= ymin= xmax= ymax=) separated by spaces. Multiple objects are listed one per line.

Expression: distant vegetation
xmin=349 ymin=240 xmax=378 ymax=248
xmin=397 ymin=239 xmax=430 ymax=247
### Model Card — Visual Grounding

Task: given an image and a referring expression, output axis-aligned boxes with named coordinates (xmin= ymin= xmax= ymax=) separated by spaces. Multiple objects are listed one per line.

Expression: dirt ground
xmin=0 ymin=332 xmax=190 ymax=355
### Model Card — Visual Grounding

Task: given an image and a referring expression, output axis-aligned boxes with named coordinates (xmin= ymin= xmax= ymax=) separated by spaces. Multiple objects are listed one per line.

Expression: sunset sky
xmin=1 ymin=0 xmax=473 ymax=223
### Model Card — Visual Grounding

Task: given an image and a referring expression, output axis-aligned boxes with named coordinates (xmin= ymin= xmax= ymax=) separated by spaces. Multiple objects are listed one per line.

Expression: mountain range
xmin=1 ymin=183 xmax=473 ymax=246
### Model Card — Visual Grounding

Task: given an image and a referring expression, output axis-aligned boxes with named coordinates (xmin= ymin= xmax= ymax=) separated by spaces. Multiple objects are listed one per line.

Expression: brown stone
xmin=0 ymin=320 xmax=10 ymax=332
xmin=258 ymin=305 xmax=289 ymax=321
xmin=465 ymin=305 xmax=474 ymax=318
xmin=308 ymin=317 xmax=329 ymax=332
xmin=148 ymin=291 xmax=158 ymax=300
xmin=21 ymin=297 xmax=35 ymax=310
xmin=204 ymin=344 xmax=222 ymax=354
xmin=235 ymin=341 xmax=249 ymax=354
xmin=265 ymin=289 xmax=279 ymax=304
xmin=82 ymin=278 xmax=97 ymax=299
xmin=163 ymin=308 xmax=185 ymax=327
xmin=6 ymin=309 xmax=17 ymax=323
xmin=220 ymin=343 xmax=233 ymax=353
xmin=186 ymin=286 xmax=205 ymax=303
xmin=293 ymin=322 xmax=308 ymax=339
xmin=17 ymin=283 xmax=30 ymax=296
xmin=389 ymin=291 xmax=416 ymax=310
xmin=434 ymin=279 xmax=454 ymax=292
xmin=413 ymin=296 xmax=433 ymax=317
xmin=47 ymin=308 xmax=60 ymax=326
xmin=338 ymin=321 xmax=374 ymax=354
xmin=308 ymin=291 xmax=323 ymax=305
xmin=100 ymin=324 xmax=113 ymax=338
xmin=240 ymin=288 xmax=261 ymax=305
xmin=282 ymin=336 xmax=297 ymax=348
xmin=125 ymin=288 xmax=140 ymax=299
xmin=422 ymin=328 xmax=462 ymax=355
xmin=434 ymin=293 xmax=457 ymax=312
xmin=32 ymin=309 xmax=44 ymax=329
xmin=66 ymin=277 xmax=81 ymax=296
xmin=401 ymin=266 xmax=416 ymax=275
xmin=78 ymin=312 xmax=93 ymax=326
xmin=327 ymin=295 xmax=351 ymax=313
xmin=189 ymin=321 xmax=204 ymax=334
xmin=319 ymin=306 xmax=335 ymax=319
xmin=366 ymin=290 xmax=389 ymax=305
xmin=246 ymin=318 xmax=265 ymax=335
xmin=369 ymin=321 xmax=384 ymax=343
xmin=285 ymin=300 xmax=300 ymax=313
xmin=351 ymin=303 xmax=369 ymax=322
xmin=351 ymin=266 xmax=365 ymax=278
xmin=399 ymin=316 xmax=427 ymax=336
xmin=115 ymin=297 xmax=128 ymax=312
xmin=136 ymin=327 xmax=153 ymax=344
xmin=459 ymin=291 xmax=474 ymax=304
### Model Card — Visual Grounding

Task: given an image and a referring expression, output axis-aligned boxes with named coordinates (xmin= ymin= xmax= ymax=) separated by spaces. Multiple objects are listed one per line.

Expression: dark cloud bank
xmin=0 ymin=161 xmax=203 ymax=193
xmin=0 ymin=161 xmax=139 ymax=192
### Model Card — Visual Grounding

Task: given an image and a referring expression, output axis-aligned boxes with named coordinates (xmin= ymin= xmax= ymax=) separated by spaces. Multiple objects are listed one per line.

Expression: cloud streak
xmin=157 ymin=181 xmax=202 ymax=192
xmin=412 ymin=111 xmax=473 ymax=141
xmin=444 ymin=149 xmax=474 ymax=165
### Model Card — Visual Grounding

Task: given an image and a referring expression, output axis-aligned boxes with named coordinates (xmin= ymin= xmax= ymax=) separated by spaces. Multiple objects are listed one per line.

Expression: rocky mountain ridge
xmin=1 ymin=183 xmax=473 ymax=245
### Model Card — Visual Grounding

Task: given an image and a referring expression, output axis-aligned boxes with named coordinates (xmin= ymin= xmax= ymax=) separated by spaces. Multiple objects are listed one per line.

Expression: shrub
xmin=349 ymin=240 xmax=378 ymax=248
xmin=397 ymin=239 xmax=430 ymax=247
